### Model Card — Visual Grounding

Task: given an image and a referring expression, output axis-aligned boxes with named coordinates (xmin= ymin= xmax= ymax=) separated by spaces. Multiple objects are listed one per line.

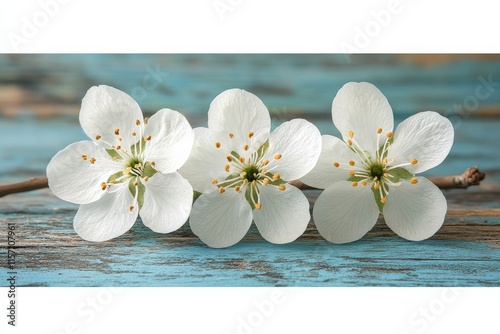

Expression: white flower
xmin=301 ymin=82 xmax=454 ymax=243
xmin=47 ymin=85 xmax=194 ymax=242
xmin=179 ymin=89 xmax=321 ymax=248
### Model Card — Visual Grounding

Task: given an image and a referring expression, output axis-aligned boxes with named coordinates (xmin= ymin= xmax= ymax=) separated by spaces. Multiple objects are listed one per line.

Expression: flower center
xmin=211 ymin=133 xmax=286 ymax=210
xmin=369 ymin=163 xmax=385 ymax=179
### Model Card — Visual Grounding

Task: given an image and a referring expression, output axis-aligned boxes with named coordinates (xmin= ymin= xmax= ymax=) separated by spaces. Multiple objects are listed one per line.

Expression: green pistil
xmin=243 ymin=165 xmax=260 ymax=182
xmin=369 ymin=163 xmax=385 ymax=179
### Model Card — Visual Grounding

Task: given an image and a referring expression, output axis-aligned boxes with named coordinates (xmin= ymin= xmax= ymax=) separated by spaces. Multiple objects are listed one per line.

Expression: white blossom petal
xmin=313 ymin=181 xmax=380 ymax=243
xmin=80 ymin=85 xmax=144 ymax=150
xmin=253 ymin=184 xmax=310 ymax=244
xmin=139 ymin=172 xmax=192 ymax=233
xmin=300 ymin=135 xmax=362 ymax=189
xmin=143 ymin=108 xmax=194 ymax=174
xmin=384 ymin=177 xmax=447 ymax=241
xmin=74 ymin=183 xmax=138 ymax=242
xmin=207 ymin=89 xmax=271 ymax=153
xmin=47 ymin=140 xmax=122 ymax=205
xmin=332 ymin=82 xmax=394 ymax=156
xmin=189 ymin=190 xmax=252 ymax=248
xmin=265 ymin=119 xmax=321 ymax=181
xmin=178 ymin=127 xmax=230 ymax=193
xmin=387 ymin=111 xmax=454 ymax=174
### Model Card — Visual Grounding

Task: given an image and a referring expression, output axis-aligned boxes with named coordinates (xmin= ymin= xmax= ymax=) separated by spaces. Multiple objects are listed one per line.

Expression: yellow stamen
xmin=374 ymin=183 xmax=380 ymax=190
xmin=132 ymin=132 xmax=137 ymax=136
xmin=146 ymin=135 xmax=151 ymax=141
xmin=411 ymin=159 xmax=418 ymax=165
xmin=133 ymin=181 xmax=138 ymax=187
xmin=114 ymin=128 xmax=120 ymax=135
xmin=100 ymin=182 xmax=107 ymax=190
xmin=144 ymin=117 xmax=149 ymax=124
xmin=274 ymin=154 xmax=282 ymax=160
xmin=377 ymin=128 xmax=383 ymax=134
xmin=352 ymin=182 xmax=358 ymax=187
xmin=89 ymin=158 xmax=96 ymax=164
xmin=225 ymin=164 xmax=230 ymax=172
xmin=373 ymin=176 xmax=378 ymax=181
xmin=261 ymin=168 xmax=267 ymax=173
xmin=151 ymin=161 xmax=155 ymax=166
xmin=143 ymin=177 xmax=149 ymax=182
xmin=348 ymin=130 xmax=354 ymax=138
xmin=349 ymin=170 xmax=355 ymax=176
xmin=333 ymin=162 xmax=340 ymax=168
xmin=129 ymin=205 xmax=134 ymax=212
xmin=136 ymin=119 xmax=141 ymax=126
xmin=212 ymin=179 xmax=218 ymax=185
xmin=219 ymin=187 xmax=225 ymax=194
xmin=95 ymin=135 xmax=101 ymax=140
xmin=110 ymin=179 xmax=116 ymax=184
xmin=347 ymin=139 xmax=353 ymax=146
xmin=380 ymin=198 xmax=387 ymax=204
xmin=386 ymin=132 xmax=393 ymax=138
xmin=272 ymin=173 xmax=280 ymax=180
xmin=116 ymin=145 xmax=121 ymax=150
xmin=229 ymin=132 xmax=234 ymax=139
xmin=262 ymin=178 xmax=270 ymax=185
xmin=235 ymin=186 xmax=241 ymax=192
xmin=81 ymin=154 xmax=87 ymax=160
xmin=118 ymin=137 xmax=123 ymax=141
xmin=239 ymin=157 xmax=245 ymax=163
xmin=243 ymin=144 xmax=249 ymax=151
xmin=278 ymin=184 xmax=286 ymax=191
xmin=362 ymin=181 xmax=368 ymax=186
xmin=124 ymin=167 xmax=131 ymax=175
xmin=262 ymin=159 xmax=269 ymax=166
xmin=255 ymin=203 xmax=262 ymax=210
xmin=248 ymin=132 xmax=254 ymax=138
xmin=240 ymin=172 xmax=247 ymax=178
xmin=215 ymin=142 xmax=221 ymax=149
xmin=252 ymin=180 xmax=257 ymax=186
xmin=349 ymin=160 xmax=355 ymax=166
xmin=226 ymin=156 xmax=232 ymax=162
xmin=410 ymin=177 xmax=418 ymax=184
xmin=383 ymin=158 xmax=388 ymax=164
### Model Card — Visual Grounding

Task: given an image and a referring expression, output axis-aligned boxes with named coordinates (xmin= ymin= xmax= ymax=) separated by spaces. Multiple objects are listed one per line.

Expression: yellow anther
xmin=255 ymin=203 xmax=262 ymax=210
xmin=383 ymin=158 xmax=388 ymax=164
xmin=219 ymin=187 xmax=225 ymax=194
xmin=224 ymin=156 xmax=231 ymax=162
xmin=118 ymin=137 xmax=123 ymax=141
xmin=100 ymin=182 xmax=107 ymax=190
xmin=116 ymin=145 xmax=121 ymax=150
xmin=272 ymin=173 xmax=280 ymax=180
xmin=377 ymin=128 xmax=383 ymax=134
xmin=262 ymin=178 xmax=270 ymax=185
xmin=349 ymin=170 xmax=355 ymax=176
xmin=112 ymin=157 xmax=118 ymax=161
xmin=252 ymin=180 xmax=257 ymax=186
xmin=248 ymin=132 xmax=254 ymax=138
xmin=136 ymin=119 xmax=141 ymax=126
xmin=243 ymin=144 xmax=249 ymax=151
xmin=144 ymin=117 xmax=149 ymax=124
xmin=134 ymin=163 xmax=142 ymax=169
xmin=114 ymin=128 xmax=120 ymax=135
xmin=373 ymin=176 xmax=378 ymax=181
xmin=124 ymin=167 xmax=131 ymax=175
xmin=146 ymin=135 xmax=151 ymax=141
xmin=362 ymin=181 xmax=368 ymax=186
xmin=215 ymin=142 xmax=221 ymax=149
xmin=81 ymin=154 xmax=87 ymax=160
xmin=380 ymin=198 xmax=387 ymax=204
xmin=262 ymin=159 xmax=269 ymax=166
xmin=110 ymin=179 xmax=116 ymax=184
xmin=411 ymin=159 xmax=418 ymax=165
xmin=333 ymin=162 xmax=340 ymax=168
xmin=89 ymin=158 xmax=96 ymax=164
xmin=225 ymin=164 xmax=230 ymax=172
xmin=278 ymin=184 xmax=286 ymax=191
xmin=151 ymin=161 xmax=155 ymax=166
xmin=231 ymin=186 xmax=239 ymax=193
xmin=243 ymin=179 xmax=249 ymax=184
xmin=374 ymin=183 xmax=380 ymax=190
xmin=347 ymin=139 xmax=353 ymax=146
xmin=240 ymin=172 xmax=247 ymax=178
xmin=386 ymin=132 xmax=393 ymax=138
xmin=229 ymin=132 xmax=234 ymax=139
xmin=133 ymin=181 xmax=138 ymax=187
xmin=95 ymin=135 xmax=101 ymax=140
xmin=261 ymin=168 xmax=267 ymax=173
xmin=274 ymin=154 xmax=282 ymax=160
xmin=132 ymin=132 xmax=137 ymax=136
xmin=352 ymin=182 xmax=358 ymax=187
xmin=349 ymin=160 xmax=355 ymax=166
xmin=129 ymin=205 xmax=135 ymax=212
xmin=143 ymin=176 xmax=149 ymax=182
xmin=410 ymin=177 xmax=419 ymax=184
xmin=383 ymin=173 xmax=389 ymax=178
xmin=239 ymin=157 xmax=245 ymax=163
xmin=212 ymin=179 xmax=218 ymax=185
xmin=348 ymin=130 xmax=354 ymax=138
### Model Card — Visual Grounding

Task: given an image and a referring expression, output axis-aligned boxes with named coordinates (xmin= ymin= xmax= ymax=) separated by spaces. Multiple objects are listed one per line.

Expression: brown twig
xmin=289 ymin=166 xmax=486 ymax=191
xmin=0 ymin=167 xmax=487 ymax=198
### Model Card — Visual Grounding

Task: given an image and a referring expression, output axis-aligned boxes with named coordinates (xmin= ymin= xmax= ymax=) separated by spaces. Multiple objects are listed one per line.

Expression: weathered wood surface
xmin=1 ymin=54 xmax=500 ymax=286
